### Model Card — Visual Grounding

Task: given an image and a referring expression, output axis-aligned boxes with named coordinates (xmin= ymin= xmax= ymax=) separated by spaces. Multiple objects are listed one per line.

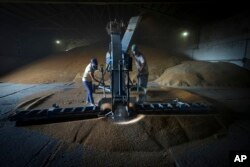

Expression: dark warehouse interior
xmin=0 ymin=0 xmax=250 ymax=167
xmin=0 ymin=1 xmax=248 ymax=75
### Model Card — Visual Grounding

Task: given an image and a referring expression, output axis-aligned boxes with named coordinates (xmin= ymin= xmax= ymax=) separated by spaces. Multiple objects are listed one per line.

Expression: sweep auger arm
xmin=9 ymin=100 xmax=216 ymax=126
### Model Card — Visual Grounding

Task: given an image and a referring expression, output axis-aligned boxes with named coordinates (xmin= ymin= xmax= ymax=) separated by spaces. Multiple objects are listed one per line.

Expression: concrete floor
xmin=0 ymin=82 xmax=76 ymax=115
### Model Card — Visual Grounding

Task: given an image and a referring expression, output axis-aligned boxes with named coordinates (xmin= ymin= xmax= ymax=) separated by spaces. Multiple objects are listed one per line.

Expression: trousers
xmin=138 ymin=74 xmax=149 ymax=88
xmin=82 ymin=81 xmax=94 ymax=104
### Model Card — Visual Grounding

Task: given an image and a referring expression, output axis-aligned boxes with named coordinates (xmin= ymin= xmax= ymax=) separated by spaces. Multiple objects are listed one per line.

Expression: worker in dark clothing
xmin=131 ymin=44 xmax=149 ymax=89
xmin=131 ymin=44 xmax=149 ymax=103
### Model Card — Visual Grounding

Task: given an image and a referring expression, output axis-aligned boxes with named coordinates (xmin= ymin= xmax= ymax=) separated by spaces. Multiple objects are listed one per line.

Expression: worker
xmin=105 ymin=43 xmax=112 ymax=72
xmin=131 ymin=44 xmax=149 ymax=89
xmin=82 ymin=58 xmax=100 ymax=106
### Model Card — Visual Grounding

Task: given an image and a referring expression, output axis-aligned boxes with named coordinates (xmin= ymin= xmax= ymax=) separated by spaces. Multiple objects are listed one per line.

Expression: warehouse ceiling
xmin=0 ymin=0 xmax=248 ymax=32
xmin=0 ymin=0 xmax=248 ymax=72
xmin=0 ymin=0 xmax=248 ymax=57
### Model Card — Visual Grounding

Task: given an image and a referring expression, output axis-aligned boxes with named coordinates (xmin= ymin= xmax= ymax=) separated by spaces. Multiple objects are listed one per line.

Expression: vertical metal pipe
xmin=118 ymin=60 xmax=122 ymax=96
xmin=127 ymin=69 xmax=130 ymax=104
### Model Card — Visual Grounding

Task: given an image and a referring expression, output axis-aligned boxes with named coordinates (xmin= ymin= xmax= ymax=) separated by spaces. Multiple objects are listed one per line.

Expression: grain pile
xmin=0 ymin=43 xmax=188 ymax=84
xmin=25 ymin=87 xmax=230 ymax=153
xmin=155 ymin=61 xmax=250 ymax=87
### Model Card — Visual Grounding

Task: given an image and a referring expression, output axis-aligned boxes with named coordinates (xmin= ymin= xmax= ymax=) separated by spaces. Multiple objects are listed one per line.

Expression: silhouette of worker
xmin=131 ymin=44 xmax=149 ymax=89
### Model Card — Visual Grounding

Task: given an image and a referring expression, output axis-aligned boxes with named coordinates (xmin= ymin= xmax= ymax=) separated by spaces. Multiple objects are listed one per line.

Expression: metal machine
xmin=9 ymin=16 xmax=216 ymax=126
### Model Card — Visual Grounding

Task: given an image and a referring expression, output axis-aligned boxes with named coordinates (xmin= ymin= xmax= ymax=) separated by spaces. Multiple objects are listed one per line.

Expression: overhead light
xmin=55 ymin=40 xmax=61 ymax=44
xmin=182 ymin=31 xmax=189 ymax=37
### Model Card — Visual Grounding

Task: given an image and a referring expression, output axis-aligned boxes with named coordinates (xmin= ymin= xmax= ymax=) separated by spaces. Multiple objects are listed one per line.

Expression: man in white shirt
xmin=131 ymin=44 xmax=149 ymax=89
xmin=82 ymin=58 xmax=100 ymax=106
